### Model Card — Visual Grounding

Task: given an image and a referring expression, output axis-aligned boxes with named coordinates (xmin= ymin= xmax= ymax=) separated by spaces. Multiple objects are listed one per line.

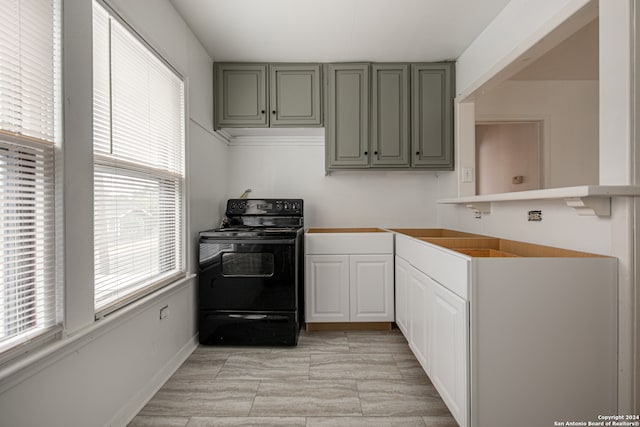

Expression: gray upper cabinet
xmin=215 ymin=63 xmax=268 ymax=128
xmin=214 ymin=63 xmax=321 ymax=128
xmin=411 ymin=63 xmax=454 ymax=170
xmin=214 ymin=61 xmax=453 ymax=171
xmin=269 ymin=64 xmax=322 ymax=126
xmin=326 ymin=62 xmax=453 ymax=171
xmin=326 ymin=63 xmax=370 ymax=169
xmin=371 ymin=64 xmax=410 ymax=168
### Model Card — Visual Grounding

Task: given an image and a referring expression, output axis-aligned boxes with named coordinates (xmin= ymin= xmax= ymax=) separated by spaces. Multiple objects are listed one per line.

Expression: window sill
xmin=438 ymin=185 xmax=640 ymax=216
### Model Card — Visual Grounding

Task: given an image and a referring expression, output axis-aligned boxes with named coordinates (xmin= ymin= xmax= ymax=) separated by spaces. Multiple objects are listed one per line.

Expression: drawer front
xmin=396 ymin=234 xmax=469 ymax=299
xmin=305 ymin=232 xmax=393 ymax=255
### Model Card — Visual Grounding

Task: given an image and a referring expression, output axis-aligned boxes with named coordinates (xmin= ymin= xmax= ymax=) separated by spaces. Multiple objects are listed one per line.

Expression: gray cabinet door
xmin=411 ymin=63 xmax=454 ymax=169
xmin=214 ymin=63 xmax=267 ymax=128
xmin=269 ymin=64 xmax=322 ymax=127
xmin=326 ymin=64 xmax=370 ymax=169
xmin=371 ymin=64 xmax=410 ymax=167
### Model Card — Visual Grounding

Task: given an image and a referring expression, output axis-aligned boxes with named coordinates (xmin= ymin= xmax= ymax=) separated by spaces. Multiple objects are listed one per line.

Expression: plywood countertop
xmin=421 ymin=236 xmax=605 ymax=258
xmin=306 ymin=227 xmax=389 ymax=233
xmin=393 ymin=228 xmax=607 ymax=258
xmin=390 ymin=228 xmax=488 ymax=238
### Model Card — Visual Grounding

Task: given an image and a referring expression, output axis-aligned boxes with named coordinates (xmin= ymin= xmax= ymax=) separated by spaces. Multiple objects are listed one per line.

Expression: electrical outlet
xmin=160 ymin=305 xmax=169 ymax=319
xmin=528 ymin=210 xmax=542 ymax=221
xmin=474 ymin=211 xmax=482 ymax=219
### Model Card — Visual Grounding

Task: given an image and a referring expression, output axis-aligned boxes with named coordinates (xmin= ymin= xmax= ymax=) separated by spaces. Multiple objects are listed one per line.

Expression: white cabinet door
xmin=305 ymin=255 xmax=350 ymax=322
xmin=349 ymin=254 xmax=394 ymax=322
xmin=430 ymin=280 xmax=468 ymax=427
xmin=394 ymin=256 xmax=410 ymax=335
xmin=408 ymin=266 xmax=431 ymax=375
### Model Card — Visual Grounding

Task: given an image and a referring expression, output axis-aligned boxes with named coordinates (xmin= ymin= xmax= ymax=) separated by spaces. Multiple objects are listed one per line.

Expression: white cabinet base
xmin=394 ymin=231 xmax=617 ymax=427
xmin=394 ymin=256 xmax=410 ymax=336
xmin=350 ymin=255 xmax=394 ymax=322
xmin=430 ymin=281 xmax=468 ymax=427
xmin=408 ymin=266 xmax=430 ymax=375
xmin=305 ymin=255 xmax=350 ymax=322
xmin=403 ymin=259 xmax=468 ymax=427
xmin=470 ymin=259 xmax=617 ymax=427
xmin=306 ymin=322 xmax=392 ymax=332
xmin=305 ymin=230 xmax=394 ymax=324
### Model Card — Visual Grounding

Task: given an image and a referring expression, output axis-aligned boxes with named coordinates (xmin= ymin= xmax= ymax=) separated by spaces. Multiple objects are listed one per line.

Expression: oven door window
xmin=221 ymin=252 xmax=274 ymax=277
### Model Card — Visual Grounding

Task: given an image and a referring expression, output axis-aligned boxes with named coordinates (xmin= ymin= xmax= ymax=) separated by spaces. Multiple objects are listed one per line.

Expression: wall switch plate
xmin=462 ymin=167 xmax=474 ymax=183
xmin=160 ymin=305 xmax=169 ymax=319
xmin=528 ymin=210 xmax=542 ymax=221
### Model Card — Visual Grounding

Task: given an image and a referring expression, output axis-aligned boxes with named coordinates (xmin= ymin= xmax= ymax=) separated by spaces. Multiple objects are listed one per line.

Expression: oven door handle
xmin=229 ymin=314 xmax=268 ymax=320
xmin=200 ymin=239 xmax=296 ymax=245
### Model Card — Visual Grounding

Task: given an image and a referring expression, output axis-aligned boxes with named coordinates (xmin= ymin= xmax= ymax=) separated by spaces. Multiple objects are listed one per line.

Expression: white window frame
xmin=92 ymin=0 xmax=187 ymax=318
xmin=0 ymin=0 xmax=62 ymax=361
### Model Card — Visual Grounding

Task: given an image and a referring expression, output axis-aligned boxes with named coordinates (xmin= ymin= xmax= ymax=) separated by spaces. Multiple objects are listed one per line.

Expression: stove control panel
xmin=226 ymin=199 xmax=303 ymax=216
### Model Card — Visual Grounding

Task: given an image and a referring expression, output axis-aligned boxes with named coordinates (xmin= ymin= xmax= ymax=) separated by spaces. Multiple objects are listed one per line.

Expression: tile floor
xmin=129 ymin=329 xmax=457 ymax=427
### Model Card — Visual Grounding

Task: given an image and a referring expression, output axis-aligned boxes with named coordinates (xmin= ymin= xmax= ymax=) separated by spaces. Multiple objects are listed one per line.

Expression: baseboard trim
xmin=110 ymin=334 xmax=198 ymax=427
xmin=306 ymin=322 xmax=393 ymax=332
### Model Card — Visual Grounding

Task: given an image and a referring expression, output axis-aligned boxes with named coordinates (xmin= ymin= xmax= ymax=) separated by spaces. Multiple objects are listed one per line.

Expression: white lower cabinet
xmin=394 ymin=256 xmax=410 ymax=336
xmin=400 ymin=257 xmax=467 ymax=426
xmin=350 ymin=254 xmax=394 ymax=321
xmin=430 ymin=280 xmax=468 ymax=426
xmin=305 ymin=254 xmax=350 ymax=322
xmin=305 ymin=230 xmax=394 ymax=323
xmin=407 ymin=266 xmax=430 ymax=374
xmin=394 ymin=231 xmax=617 ymax=427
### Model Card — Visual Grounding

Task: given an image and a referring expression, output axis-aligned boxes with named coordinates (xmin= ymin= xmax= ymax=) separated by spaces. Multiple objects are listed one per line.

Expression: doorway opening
xmin=475 ymin=121 xmax=542 ymax=195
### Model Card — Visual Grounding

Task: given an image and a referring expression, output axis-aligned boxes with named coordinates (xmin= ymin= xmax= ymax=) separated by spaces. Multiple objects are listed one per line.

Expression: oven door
xmin=198 ymin=238 xmax=297 ymax=311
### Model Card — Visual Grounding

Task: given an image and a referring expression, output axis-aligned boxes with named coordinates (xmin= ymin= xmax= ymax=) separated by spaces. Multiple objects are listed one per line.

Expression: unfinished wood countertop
xmin=306 ymin=227 xmax=389 ymax=233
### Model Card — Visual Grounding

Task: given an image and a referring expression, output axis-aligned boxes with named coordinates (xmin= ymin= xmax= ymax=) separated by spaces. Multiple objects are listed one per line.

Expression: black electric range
xmin=198 ymin=199 xmax=304 ymax=346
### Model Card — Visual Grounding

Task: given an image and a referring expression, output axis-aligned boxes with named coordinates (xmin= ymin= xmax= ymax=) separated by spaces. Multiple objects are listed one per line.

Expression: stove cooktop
xmin=200 ymin=198 xmax=304 ymax=240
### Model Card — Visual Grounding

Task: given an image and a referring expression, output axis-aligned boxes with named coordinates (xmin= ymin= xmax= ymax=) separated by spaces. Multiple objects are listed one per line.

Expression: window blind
xmin=0 ymin=0 xmax=59 ymax=354
xmin=93 ymin=3 xmax=185 ymax=315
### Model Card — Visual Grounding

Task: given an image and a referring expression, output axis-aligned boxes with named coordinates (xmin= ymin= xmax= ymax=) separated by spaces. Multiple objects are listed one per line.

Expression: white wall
xmin=475 ymin=80 xmax=599 ymax=188
xmin=227 ymin=138 xmax=445 ymax=228
xmin=188 ymin=125 xmax=228 ymax=272
xmin=0 ymin=0 xmax=226 ymax=425
xmin=0 ymin=283 xmax=196 ymax=427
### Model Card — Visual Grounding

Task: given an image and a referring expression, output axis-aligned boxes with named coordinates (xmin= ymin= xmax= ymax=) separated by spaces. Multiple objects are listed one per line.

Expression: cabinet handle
xmin=272 ymin=110 xmax=276 ymax=114
xmin=364 ymin=151 xmax=368 ymax=155
xmin=374 ymin=151 xmax=378 ymax=155
xmin=416 ymin=151 xmax=420 ymax=155
xmin=261 ymin=110 xmax=265 ymax=114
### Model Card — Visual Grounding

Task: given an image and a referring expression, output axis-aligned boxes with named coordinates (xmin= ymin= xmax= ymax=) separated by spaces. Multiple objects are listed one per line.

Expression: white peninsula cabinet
xmin=305 ymin=228 xmax=394 ymax=327
xmin=392 ymin=229 xmax=618 ymax=427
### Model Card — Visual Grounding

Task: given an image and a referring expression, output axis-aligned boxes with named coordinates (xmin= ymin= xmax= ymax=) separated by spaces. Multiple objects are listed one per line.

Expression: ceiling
xmin=169 ymin=0 xmax=512 ymax=62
